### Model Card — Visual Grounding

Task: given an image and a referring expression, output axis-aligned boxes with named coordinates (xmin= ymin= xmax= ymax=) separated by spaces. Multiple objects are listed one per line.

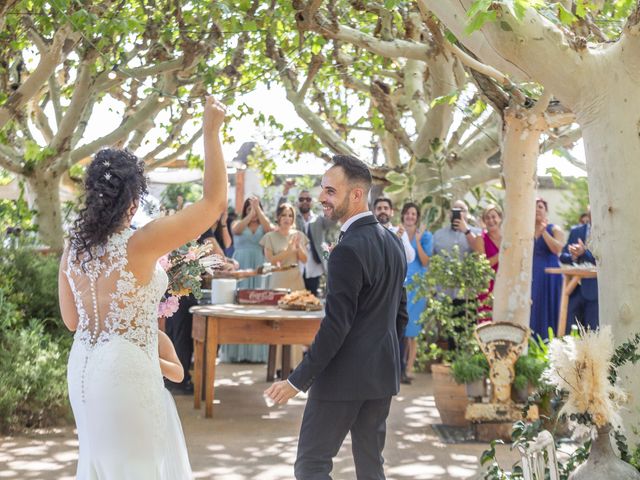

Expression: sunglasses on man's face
xmin=298 ymin=197 xmax=313 ymax=202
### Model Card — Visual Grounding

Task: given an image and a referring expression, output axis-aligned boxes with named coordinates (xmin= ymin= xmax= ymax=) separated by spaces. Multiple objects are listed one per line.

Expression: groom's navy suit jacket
xmin=288 ymin=214 xmax=408 ymax=401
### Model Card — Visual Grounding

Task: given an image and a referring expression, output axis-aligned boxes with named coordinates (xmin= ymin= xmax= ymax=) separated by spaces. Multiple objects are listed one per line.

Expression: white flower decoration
xmin=104 ymin=172 xmax=112 ymax=180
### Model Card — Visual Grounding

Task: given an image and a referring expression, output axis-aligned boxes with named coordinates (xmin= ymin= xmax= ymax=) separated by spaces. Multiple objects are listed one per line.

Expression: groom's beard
xmin=322 ymin=196 xmax=349 ymax=221
xmin=375 ymin=213 xmax=390 ymax=225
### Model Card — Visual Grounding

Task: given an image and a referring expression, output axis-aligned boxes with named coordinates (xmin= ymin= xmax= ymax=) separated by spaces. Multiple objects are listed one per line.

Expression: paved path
xmin=0 ymin=363 xmax=519 ymax=479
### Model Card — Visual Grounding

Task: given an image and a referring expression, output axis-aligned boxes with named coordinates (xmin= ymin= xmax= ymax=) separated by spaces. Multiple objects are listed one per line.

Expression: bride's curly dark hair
xmin=70 ymin=149 xmax=148 ymax=263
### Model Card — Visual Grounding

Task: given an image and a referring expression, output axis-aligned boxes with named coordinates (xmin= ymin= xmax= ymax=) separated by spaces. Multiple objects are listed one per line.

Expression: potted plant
xmin=512 ymin=335 xmax=549 ymax=403
xmin=410 ymin=246 xmax=494 ymax=426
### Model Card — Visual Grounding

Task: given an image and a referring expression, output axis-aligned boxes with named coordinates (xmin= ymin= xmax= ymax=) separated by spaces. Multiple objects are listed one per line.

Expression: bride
xmin=58 ymin=96 xmax=227 ymax=479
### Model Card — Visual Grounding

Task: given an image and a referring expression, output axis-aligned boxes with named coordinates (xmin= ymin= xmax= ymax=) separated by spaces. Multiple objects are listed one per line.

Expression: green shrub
xmin=0 ymin=314 xmax=71 ymax=432
xmin=409 ymin=246 xmax=495 ymax=373
xmin=0 ymin=245 xmax=63 ymax=334
xmin=0 ymin=246 xmax=72 ymax=433
xmin=513 ymin=336 xmax=548 ymax=391
xmin=451 ymin=352 xmax=489 ymax=384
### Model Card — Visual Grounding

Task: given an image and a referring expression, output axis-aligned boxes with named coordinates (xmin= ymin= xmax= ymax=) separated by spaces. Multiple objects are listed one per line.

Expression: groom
xmin=265 ymin=154 xmax=408 ymax=479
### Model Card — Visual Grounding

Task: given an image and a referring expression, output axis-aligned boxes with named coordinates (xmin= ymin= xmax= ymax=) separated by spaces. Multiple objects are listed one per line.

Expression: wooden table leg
xmin=557 ymin=275 xmax=580 ymax=337
xmin=281 ymin=345 xmax=292 ymax=381
xmin=267 ymin=345 xmax=277 ymax=382
xmin=205 ymin=317 xmax=219 ymax=418
xmin=193 ymin=339 xmax=203 ymax=410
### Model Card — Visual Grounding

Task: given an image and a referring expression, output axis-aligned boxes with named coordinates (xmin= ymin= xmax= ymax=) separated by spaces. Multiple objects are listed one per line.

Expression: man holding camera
xmin=432 ymin=200 xmax=481 ymax=259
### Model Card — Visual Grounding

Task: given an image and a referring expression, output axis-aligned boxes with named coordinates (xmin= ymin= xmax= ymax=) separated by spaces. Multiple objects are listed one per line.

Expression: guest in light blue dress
xmin=400 ymin=202 xmax=433 ymax=377
xmin=219 ymin=197 xmax=273 ymax=362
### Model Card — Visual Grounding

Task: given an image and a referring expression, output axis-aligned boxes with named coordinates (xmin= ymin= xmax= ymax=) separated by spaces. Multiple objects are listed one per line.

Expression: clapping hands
xmin=568 ymin=238 xmax=587 ymax=260
xmin=287 ymin=233 xmax=301 ymax=252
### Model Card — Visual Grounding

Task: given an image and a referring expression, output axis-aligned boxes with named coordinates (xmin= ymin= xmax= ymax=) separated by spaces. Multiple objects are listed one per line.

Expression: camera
xmin=450 ymin=208 xmax=462 ymax=230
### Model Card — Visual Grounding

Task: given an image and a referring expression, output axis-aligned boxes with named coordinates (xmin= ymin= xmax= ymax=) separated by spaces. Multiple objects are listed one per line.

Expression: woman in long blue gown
xmin=219 ymin=197 xmax=273 ymax=362
xmin=530 ymin=198 xmax=565 ymax=339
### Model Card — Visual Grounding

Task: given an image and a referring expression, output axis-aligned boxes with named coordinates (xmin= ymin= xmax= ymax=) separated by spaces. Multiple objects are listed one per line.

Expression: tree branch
xmin=0 ymin=23 xmax=79 ymax=129
xmin=404 ymin=13 xmax=429 ymax=132
xmin=618 ymin=4 xmax=640 ymax=76
xmin=412 ymin=53 xmax=456 ymax=158
xmin=62 ymin=94 xmax=165 ymax=174
xmin=145 ymin=129 xmax=202 ymax=170
xmin=298 ymin=53 xmax=324 ymax=98
xmin=46 ymin=49 xmax=98 ymax=163
xmin=29 ymin=98 xmax=54 ymax=143
xmin=93 ymin=56 xmax=194 ymax=92
xmin=0 ymin=144 xmax=23 ymax=174
xmin=305 ymin=10 xmax=436 ymax=61
xmin=71 ymin=96 xmax=97 ymax=149
xmin=369 ymin=81 xmax=414 ymax=154
xmin=47 ymin=75 xmax=63 ymax=126
xmin=445 ymin=42 xmax=526 ymax=105
xmin=420 ymin=0 xmax=588 ymax=108
xmin=139 ymin=109 xmax=192 ymax=161
xmin=265 ymin=32 xmax=356 ymax=156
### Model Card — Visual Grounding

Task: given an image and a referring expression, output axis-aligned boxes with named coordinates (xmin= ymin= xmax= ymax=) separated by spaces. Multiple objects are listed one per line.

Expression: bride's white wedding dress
xmin=65 ymin=229 xmax=192 ymax=479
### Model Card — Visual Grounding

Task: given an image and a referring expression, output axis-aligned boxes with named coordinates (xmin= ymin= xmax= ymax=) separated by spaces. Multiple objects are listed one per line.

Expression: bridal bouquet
xmin=157 ymin=242 xmax=225 ymax=318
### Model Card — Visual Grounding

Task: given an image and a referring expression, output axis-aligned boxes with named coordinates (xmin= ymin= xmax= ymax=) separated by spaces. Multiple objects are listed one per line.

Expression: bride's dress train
xmin=65 ymin=229 xmax=192 ymax=479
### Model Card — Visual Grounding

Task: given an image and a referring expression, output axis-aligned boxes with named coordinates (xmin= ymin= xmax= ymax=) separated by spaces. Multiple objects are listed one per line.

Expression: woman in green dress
xmin=219 ymin=196 xmax=273 ymax=363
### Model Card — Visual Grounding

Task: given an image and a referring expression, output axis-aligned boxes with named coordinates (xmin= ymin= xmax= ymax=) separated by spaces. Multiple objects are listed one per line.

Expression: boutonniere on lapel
xmin=321 ymin=242 xmax=334 ymax=260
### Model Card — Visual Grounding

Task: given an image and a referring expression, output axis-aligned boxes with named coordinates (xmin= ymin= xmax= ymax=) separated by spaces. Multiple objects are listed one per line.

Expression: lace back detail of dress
xmin=65 ymin=229 xmax=168 ymax=360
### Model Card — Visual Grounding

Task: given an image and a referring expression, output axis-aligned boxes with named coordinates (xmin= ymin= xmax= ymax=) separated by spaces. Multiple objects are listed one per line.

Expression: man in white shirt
xmin=372 ymin=197 xmax=416 ymax=264
xmin=279 ymin=185 xmax=336 ymax=296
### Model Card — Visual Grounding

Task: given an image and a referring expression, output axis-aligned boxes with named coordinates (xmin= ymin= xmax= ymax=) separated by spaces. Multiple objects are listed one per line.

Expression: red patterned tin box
xmin=236 ymin=289 xmax=289 ymax=305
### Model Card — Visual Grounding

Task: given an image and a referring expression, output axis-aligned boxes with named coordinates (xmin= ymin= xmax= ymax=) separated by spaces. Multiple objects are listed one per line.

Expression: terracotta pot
xmin=431 ymin=363 xmax=470 ymax=427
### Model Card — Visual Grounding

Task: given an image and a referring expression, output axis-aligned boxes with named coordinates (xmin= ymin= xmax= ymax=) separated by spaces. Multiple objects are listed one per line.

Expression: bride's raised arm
xmin=129 ymin=96 xmax=228 ymax=263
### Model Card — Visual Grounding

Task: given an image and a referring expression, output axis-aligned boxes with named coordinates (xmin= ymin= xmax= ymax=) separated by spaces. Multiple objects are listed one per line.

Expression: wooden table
xmin=545 ymin=266 xmax=597 ymax=336
xmin=190 ymin=304 xmax=323 ymax=418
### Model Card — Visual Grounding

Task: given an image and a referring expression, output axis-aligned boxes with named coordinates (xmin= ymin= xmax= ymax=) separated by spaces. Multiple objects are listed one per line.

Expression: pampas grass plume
xmin=543 ymin=326 xmax=628 ymax=433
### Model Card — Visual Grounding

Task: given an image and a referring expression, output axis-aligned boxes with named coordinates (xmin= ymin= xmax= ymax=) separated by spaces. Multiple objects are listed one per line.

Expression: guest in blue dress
xmin=400 ymin=202 xmax=433 ymax=377
xmin=530 ymin=198 xmax=565 ymax=340
xmin=219 ymin=196 xmax=273 ymax=363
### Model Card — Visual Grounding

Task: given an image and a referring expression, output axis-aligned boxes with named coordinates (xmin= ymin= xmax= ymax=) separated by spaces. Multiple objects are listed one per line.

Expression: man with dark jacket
xmin=560 ymin=213 xmax=599 ymax=330
xmin=266 ymin=155 xmax=408 ymax=480
xmin=279 ymin=185 xmax=335 ymax=296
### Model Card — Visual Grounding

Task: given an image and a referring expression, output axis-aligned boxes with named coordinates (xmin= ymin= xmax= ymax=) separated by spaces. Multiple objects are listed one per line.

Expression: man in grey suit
xmin=266 ymin=155 xmax=408 ymax=479
xmin=279 ymin=184 xmax=336 ymax=295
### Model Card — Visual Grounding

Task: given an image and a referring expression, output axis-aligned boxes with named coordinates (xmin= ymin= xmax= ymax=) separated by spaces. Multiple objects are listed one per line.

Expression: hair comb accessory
xmin=103 ymin=161 xmax=110 ymax=167
xmin=104 ymin=173 xmax=112 ymax=180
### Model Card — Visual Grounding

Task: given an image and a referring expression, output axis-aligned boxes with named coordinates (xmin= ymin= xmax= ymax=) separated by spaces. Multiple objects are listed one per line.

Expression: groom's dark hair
xmin=332 ymin=155 xmax=372 ymax=192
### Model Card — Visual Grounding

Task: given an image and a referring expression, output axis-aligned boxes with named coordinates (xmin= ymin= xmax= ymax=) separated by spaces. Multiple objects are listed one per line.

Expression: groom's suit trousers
xmin=294 ymin=396 xmax=392 ymax=480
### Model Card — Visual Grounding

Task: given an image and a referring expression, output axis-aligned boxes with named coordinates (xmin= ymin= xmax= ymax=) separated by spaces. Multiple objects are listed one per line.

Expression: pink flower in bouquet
xmin=185 ymin=250 xmax=198 ymax=262
xmin=158 ymin=295 xmax=180 ymax=318
xmin=158 ymin=254 xmax=171 ymax=271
